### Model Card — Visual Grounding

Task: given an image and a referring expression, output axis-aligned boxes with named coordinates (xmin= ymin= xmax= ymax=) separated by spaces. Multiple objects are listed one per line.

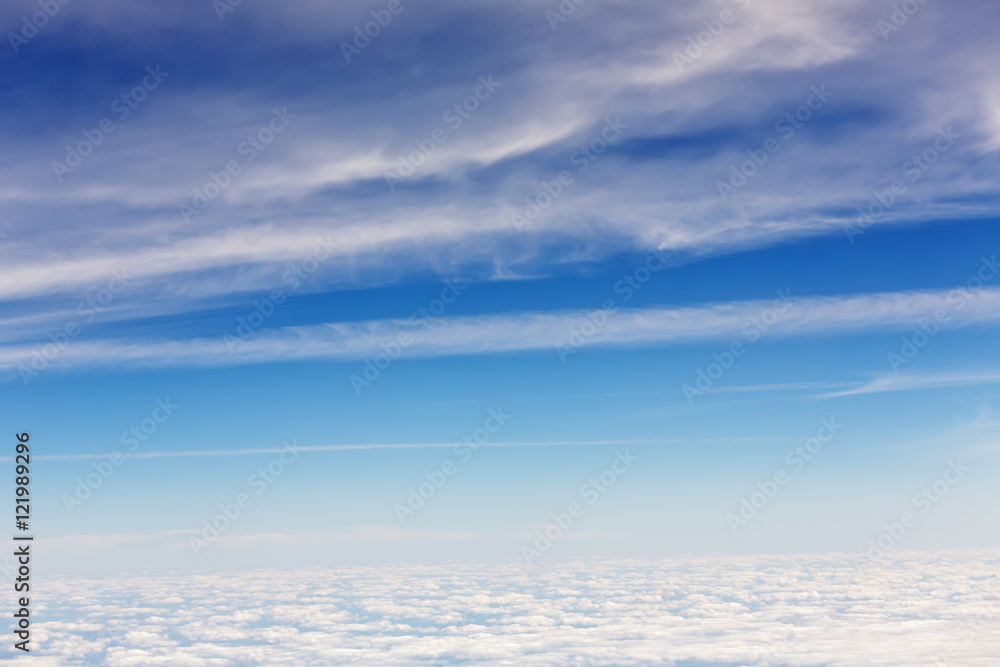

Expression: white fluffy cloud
xmin=12 ymin=550 xmax=1000 ymax=665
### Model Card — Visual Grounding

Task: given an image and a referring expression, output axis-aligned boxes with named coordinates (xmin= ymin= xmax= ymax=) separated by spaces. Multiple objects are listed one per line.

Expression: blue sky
xmin=1 ymin=0 xmax=999 ymax=577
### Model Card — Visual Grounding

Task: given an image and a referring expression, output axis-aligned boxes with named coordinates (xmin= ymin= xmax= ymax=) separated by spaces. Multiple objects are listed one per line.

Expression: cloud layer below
xmin=15 ymin=550 xmax=1000 ymax=666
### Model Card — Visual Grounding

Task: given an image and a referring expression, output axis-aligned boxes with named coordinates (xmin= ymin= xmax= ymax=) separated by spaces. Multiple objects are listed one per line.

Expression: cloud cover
xmin=12 ymin=550 xmax=1000 ymax=665
xmin=1 ymin=0 xmax=998 ymax=324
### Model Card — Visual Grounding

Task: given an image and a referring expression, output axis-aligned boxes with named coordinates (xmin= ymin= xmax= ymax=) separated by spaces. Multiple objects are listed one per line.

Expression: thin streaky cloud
xmin=7 ymin=439 xmax=664 ymax=463
xmin=2 ymin=287 xmax=999 ymax=375
xmin=436 ymin=389 xmax=684 ymax=404
xmin=823 ymin=371 xmax=1000 ymax=397
xmin=709 ymin=381 xmax=861 ymax=394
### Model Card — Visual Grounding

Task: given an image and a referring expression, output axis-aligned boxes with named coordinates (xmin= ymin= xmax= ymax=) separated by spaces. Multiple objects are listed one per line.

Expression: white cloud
xmin=14 ymin=551 xmax=1000 ymax=665
xmin=2 ymin=0 xmax=997 ymax=325
xmin=0 ymin=439 xmax=656 ymax=463
xmin=825 ymin=370 xmax=1000 ymax=397
xmin=3 ymin=287 xmax=999 ymax=375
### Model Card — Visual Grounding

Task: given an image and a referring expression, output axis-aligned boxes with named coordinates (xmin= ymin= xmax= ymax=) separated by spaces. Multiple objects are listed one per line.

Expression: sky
xmin=0 ymin=0 xmax=999 ymax=584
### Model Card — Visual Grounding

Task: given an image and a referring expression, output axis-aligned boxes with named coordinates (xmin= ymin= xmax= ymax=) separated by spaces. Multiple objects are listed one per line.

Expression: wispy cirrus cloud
xmin=3 ymin=439 xmax=660 ymax=463
xmin=824 ymin=370 xmax=1000 ymax=397
xmin=2 ymin=287 xmax=999 ymax=376
xmin=2 ymin=0 xmax=998 ymax=327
